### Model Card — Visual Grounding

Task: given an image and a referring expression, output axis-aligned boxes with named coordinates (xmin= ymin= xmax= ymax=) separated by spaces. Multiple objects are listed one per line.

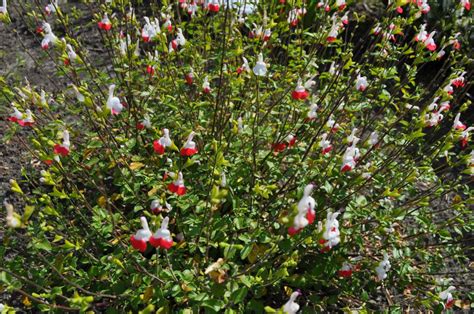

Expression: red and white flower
xmin=180 ymin=131 xmax=198 ymax=156
xmin=453 ymin=113 xmax=467 ymax=131
xmin=150 ymin=216 xmax=174 ymax=249
xmin=319 ymin=133 xmax=332 ymax=155
xmin=338 ymin=262 xmax=354 ymax=278
xmin=320 ymin=211 xmax=341 ymax=250
xmin=292 ymin=78 xmax=314 ymax=100
xmin=237 ymin=57 xmax=250 ymax=74
xmin=341 ymin=142 xmax=360 ymax=172
xmin=451 ymin=72 xmax=466 ymax=88
xmin=169 ymin=28 xmax=186 ymax=53
xmin=424 ymin=31 xmax=437 ymax=51
xmin=185 ymin=68 xmax=194 ymax=85
xmin=336 ymin=0 xmax=346 ymax=11
xmin=287 ymin=8 xmax=306 ymax=27
xmin=162 ymin=14 xmax=173 ymax=32
xmin=150 ymin=199 xmax=172 ymax=214
xmin=8 ymin=106 xmax=23 ymax=124
xmin=439 ymin=286 xmax=455 ymax=309
xmin=326 ymin=115 xmax=340 ymax=132
xmin=142 ymin=17 xmax=160 ymax=42
xmin=107 ymin=84 xmax=123 ymax=115
xmin=317 ymin=1 xmax=330 ymax=12
xmin=137 ymin=117 xmax=151 ymax=130
xmin=414 ymin=24 xmax=428 ymax=42
xmin=45 ymin=1 xmax=58 ymax=15
xmin=202 ymin=76 xmax=211 ymax=94
xmin=187 ymin=1 xmax=198 ymax=17
xmin=40 ymin=22 xmax=58 ymax=50
xmin=288 ymin=184 xmax=316 ymax=236
xmin=355 ymin=74 xmax=368 ymax=91
xmin=461 ymin=0 xmax=471 ymax=11
xmin=98 ymin=13 xmax=112 ymax=31
xmin=273 ymin=134 xmax=297 ymax=153
xmin=346 ymin=128 xmax=360 ymax=145
xmin=154 ymin=128 xmax=172 ymax=155
xmin=53 ymin=130 xmax=71 ymax=157
xmin=460 ymin=127 xmax=474 ymax=148
xmin=168 ymin=172 xmax=186 ymax=195
xmin=65 ymin=44 xmax=77 ymax=66
xmin=208 ymin=0 xmax=220 ymax=12
xmin=130 ymin=216 xmax=152 ymax=252
xmin=327 ymin=19 xmax=340 ymax=42
xmin=18 ymin=110 xmax=34 ymax=127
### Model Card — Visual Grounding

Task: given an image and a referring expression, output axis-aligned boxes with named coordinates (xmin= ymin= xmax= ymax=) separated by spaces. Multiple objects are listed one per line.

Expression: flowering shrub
xmin=1 ymin=0 xmax=473 ymax=312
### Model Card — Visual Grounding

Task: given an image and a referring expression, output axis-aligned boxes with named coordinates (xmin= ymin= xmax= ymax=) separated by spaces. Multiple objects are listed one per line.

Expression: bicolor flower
xmin=142 ymin=17 xmax=160 ymax=42
xmin=338 ymin=262 xmax=354 ymax=278
xmin=8 ymin=106 xmax=23 ymax=124
xmin=202 ymin=76 xmax=211 ymax=93
xmin=317 ymin=1 xmax=330 ymax=12
xmin=162 ymin=14 xmax=173 ymax=32
xmin=180 ymin=131 xmax=198 ymax=156
xmin=355 ymin=74 xmax=368 ymax=91
xmin=185 ymin=68 xmax=194 ymax=85
xmin=292 ymin=78 xmax=315 ymax=100
xmin=327 ymin=19 xmax=340 ymax=42
xmin=98 ymin=13 xmax=112 ymax=31
xmin=461 ymin=0 xmax=471 ymax=11
xmin=341 ymin=141 xmax=360 ymax=172
xmin=168 ymin=172 xmax=186 ymax=195
xmin=107 ymin=84 xmax=123 ymax=115
xmin=187 ymin=1 xmax=198 ymax=17
xmin=237 ymin=57 xmax=250 ymax=74
xmin=425 ymin=111 xmax=444 ymax=127
xmin=341 ymin=12 xmax=349 ymax=25
xmin=253 ymin=53 xmax=267 ymax=76
xmin=453 ymin=112 xmax=467 ymax=131
xmin=65 ymin=44 xmax=77 ymax=65
xmin=346 ymin=128 xmax=359 ymax=145
xmin=326 ymin=115 xmax=340 ymax=132
xmin=282 ymin=291 xmax=301 ymax=314
xmin=288 ymin=184 xmax=316 ymax=236
xmin=153 ymin=128 xmax=172 ymax=155
xmin=336 ymin=0 xmax=346 ymax=11
xmin=417 ymin=0 xmax=430 ymax=13
xmin=444 ymin=83 xmax=454 ymax=95
xmin=414 ymin=24 xmax=427 ymax=42
xmin=17 ymin=110 xmax=34 ymax=127
xmin=54 ymin=130 xmax=71 ymax=157
xmin=208 ymin=0 xmax=220 ymax=12
xmin=375 ymin=253 xmax=391 ymax=281
xmin=439 ymin=286 xmax=455 ymax=309
xmin=321 ymin=211 xmax=341 ymax=250
xmin=287 ymin=8 xmax=306 ymax=27
xmin=130 ymin=216 xmax=152 ymax=252
xmin=150 ymin=199 xmax=172 ymax=214
xmin=319 ymin=133 xmax=332 ymax=155
xmin=41 ymin=22 xmax=58 ymax=50
xmin=150 ymin=216 xmax=174 ymax=249
xmin=460 ymin=127 xmax=474 ymax=148
xmin=45 ymin=0 xmax=58 ymax=15
xmin=273 ymin=134 xmax=297 ymax=153
xmin=451 ymin=72 xmax=466 ymax=88
xmin=137 ymin=117 xmax=151 ymax=130
xmin=424 ymin=31 xmax=437 ymax=51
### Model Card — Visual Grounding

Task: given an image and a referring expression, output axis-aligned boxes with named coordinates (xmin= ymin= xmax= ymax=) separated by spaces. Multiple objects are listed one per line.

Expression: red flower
xmin=53 ymin=144 xmax=70 ymax=157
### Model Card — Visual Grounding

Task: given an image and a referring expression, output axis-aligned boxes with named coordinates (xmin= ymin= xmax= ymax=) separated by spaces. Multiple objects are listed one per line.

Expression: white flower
xmin=253 ymin=53 xmax=267 ymax=76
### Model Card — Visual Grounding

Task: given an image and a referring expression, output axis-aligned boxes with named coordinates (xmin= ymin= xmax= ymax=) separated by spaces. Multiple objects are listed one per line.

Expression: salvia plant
xmin=0 ymin=0 xmax=473 ymax=312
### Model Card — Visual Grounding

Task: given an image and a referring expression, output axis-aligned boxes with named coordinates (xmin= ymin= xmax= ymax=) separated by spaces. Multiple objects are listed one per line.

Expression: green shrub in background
xmin=0 ymin=0 xmax=472 ymax=312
